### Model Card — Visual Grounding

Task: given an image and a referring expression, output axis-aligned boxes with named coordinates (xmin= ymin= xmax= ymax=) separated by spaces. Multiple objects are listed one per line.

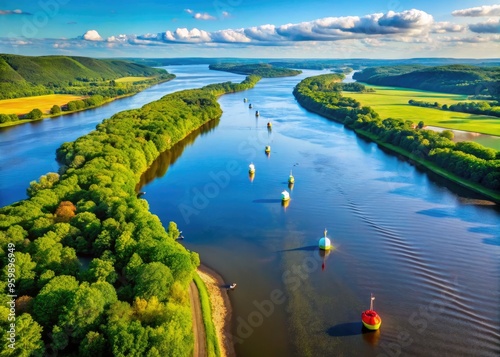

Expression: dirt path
xmin=189 ymin=281 xmax=207 ymax=357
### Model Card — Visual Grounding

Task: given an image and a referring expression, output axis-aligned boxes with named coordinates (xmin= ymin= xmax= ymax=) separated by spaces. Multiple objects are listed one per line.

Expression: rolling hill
xmin=0 ymin=54 xmax=167 ymax=99
xmin=353 ymin=65 xmax=500 ymax=97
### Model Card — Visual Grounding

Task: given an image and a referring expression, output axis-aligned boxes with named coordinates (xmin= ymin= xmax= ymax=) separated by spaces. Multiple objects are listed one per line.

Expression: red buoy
xmin=361 ymin=293 xmax=381 ymax=330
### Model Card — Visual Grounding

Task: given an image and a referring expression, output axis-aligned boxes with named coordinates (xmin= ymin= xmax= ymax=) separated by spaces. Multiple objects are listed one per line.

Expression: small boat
xmin=229 ymin=283 xmax=237 ymax=290
xmin=318 ymin=228 xmax=332 ymax=250
xmin=267 ymin=122 xmax=272 ymax=128
xmin=249 ymin=163 xmax=255 ymax=174
xmin=249 ymin=103 xmax=253 ymax=109
xmin=361 ymin=294 xmax=382 ymax=330
xmin=281 ymin=190 xmax=290 ymax=201
xmin=137 ymin=191 xmax=146 ymax=197
xmin=288 ymin=170 xmax=295 ymax=184
xmin=265 ymin=145 xmax=271 ymax=154
xmin=255 ymin=110 xmax=260 ymax=117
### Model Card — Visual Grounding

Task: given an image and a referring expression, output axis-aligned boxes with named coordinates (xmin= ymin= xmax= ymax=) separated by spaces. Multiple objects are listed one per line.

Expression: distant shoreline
xmin=198 ymin=264 xmax=236 ymax=357
xmin=0 ymin=77 xmax=174 ymax=129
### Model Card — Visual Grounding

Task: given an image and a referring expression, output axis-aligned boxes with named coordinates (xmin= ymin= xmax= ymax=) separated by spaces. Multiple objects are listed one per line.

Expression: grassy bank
xmin=193 ymin=273 xmax=221 ymax=357
xmin=355 ymin=129 xmax=500 ymax=202
xmin=347 ymin=84 xmax=500 ymax=136
xmin=293 ymin=74 xmax=500 ymax=203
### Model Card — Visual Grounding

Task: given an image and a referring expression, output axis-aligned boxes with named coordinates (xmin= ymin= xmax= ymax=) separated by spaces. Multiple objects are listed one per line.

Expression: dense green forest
xmin=293 ymin=74 xmax=500 ymax=199
xmin=408 ymin=99 xmax=500 ymax=118
xmin=353 ymin=65 xmax=500 ymax=97
xmin=0 ymin=54 xmax=171 ymax=99
xmin=0 ymin=75 xmax=260 ymax=356
xmin=208 ymin=63 xmax=302 ymax=77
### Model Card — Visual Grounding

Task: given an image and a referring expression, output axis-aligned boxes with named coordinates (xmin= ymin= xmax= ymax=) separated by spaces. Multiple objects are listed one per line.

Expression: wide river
xmin=2 ymin=66 xmax=500 ymax=356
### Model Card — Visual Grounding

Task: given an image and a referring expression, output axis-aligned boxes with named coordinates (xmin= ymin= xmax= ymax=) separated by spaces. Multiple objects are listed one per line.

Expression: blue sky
xmin=0 ymin=0 xmax=499 ymax=58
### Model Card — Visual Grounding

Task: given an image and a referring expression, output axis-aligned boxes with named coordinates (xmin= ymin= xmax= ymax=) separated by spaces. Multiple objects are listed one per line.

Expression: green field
xmin=0 ymin=94 xmax=85 ymax=115
xmin=346 ymin=84 xmax=500 ymax=136
xmin=115 ymin=76 xmax=152 ymax=83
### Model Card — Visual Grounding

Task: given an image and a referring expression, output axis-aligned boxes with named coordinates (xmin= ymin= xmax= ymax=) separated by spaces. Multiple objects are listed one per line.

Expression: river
xmin=2 ymin=66 xmax=500 ymax=356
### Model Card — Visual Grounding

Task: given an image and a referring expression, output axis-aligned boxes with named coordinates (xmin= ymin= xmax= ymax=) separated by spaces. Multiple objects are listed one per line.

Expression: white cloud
xmin=441 ymin=34 xmax=500 ymax=43
xmin=83 ymin=30 xmax=103 ymax=41
xmin=452 ymin=5 xmax=500 ymax=17
xmin=193 ymin=12 xmax=216 ymax=20
xmin=107 ymin=34 xmax=131 ymax=43
xmin=275 ymin=9 xmax=433 ymax=41
xmin=469 ymin=18 xmax=500 ymax=33
xmin=185 ymin=8 xmax=217 ymax=20
xmin=164 ymin=28 xmax=212 ymax=42
xmin=432 ymin=21 xmax=465 ymax=33
xmin=244 ymin=24 xmax=282 ymax=41
xmin=211 ymin=29 xmax=250 ymax=42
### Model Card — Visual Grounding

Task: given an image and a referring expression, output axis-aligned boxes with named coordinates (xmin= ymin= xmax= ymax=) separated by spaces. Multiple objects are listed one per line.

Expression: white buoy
xmin=281 ymin=190 xmax=290 ymax=201
xmin=319 ymin=228 xmax=332 ymax=250
xmin=249 ymin=163 xmax=255 ymax=173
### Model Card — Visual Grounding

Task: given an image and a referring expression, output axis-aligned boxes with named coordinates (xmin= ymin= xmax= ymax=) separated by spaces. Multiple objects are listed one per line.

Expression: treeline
xmin=0 ymin=76 xmax=260 ymax=356
xmin=340 ymin=82 xmax=374 ymax=93
xmin=408 ymin=99 xmax=500 ymax=118
xmin=293 ymin=74 xmax=500 ymax=195
xmin=209 ymin=63 xmax=302 ymax=77
xmin=353 ymin=65 xmax=500 ymax=98
xmin=0 ymin=54 xmax=168 ymax=100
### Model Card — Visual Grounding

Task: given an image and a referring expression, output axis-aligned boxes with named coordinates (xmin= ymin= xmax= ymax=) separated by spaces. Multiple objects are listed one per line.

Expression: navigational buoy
xmin=318 ymin=228 xmax=332 ymax=251
xmin=249 ymin=163 xmax=255 ymax=174
xmin=265 ymin=145 xmax=271 ymax=154
xmin=361 ymin=294 xmax=382 ymax=330
xmin=281 ymin=190 xmax=290 ymax=202
xmin=288 ymin=170 xmax=295 ymax=184
xmin=255 ymin=110 xmax=260 ymax=117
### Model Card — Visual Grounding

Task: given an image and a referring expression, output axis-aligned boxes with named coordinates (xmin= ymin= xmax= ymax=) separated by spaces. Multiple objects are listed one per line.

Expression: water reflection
xmin=136 ymin=117 xmax=219 ymax=189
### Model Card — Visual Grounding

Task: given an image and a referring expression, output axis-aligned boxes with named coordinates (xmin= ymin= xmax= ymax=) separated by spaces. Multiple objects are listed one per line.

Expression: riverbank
xmin=0 ymin=76 xmax=175 ymax=128
xmin=355 ymin=129 xmax=500 ymax=203
xmin=293 ymin=74 xmax=500 ymax=204
xmin=198 ymin=264 xmax=236 ymax=357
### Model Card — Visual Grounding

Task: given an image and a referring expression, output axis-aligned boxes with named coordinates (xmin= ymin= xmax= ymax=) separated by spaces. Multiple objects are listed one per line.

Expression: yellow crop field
xmin=115 ymin=76 xmax=151 ymax=83
xmin=0 ymin=94 xmax=85 ymax=115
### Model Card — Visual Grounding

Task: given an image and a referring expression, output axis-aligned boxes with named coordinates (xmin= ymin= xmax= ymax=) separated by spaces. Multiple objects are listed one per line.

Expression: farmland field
xmin=346 ymin=84 xmax=500 ymax=136
xmin=115 ymin=76 xmax=152 ymax=83
xmin=0 ymin=94 xmax=85 ymax=115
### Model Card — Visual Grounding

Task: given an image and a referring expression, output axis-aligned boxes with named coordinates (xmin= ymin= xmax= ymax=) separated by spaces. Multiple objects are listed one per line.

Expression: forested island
xmin=0 ymin=54 xmax=173 ymax=126
xmin=353 ymin=65 xmax=500 ymax=97
xmin=293 ymin=74 xmax=500 ymax=202
xmin=0 ymin=75 xmax=260 ymax=356
xmin=208 ymin=63 xmax=302 ymax=77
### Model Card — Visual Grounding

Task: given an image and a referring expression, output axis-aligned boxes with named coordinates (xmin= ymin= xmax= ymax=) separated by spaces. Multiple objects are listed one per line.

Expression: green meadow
xmin=346 ymin=84 xmax=500 ymax=136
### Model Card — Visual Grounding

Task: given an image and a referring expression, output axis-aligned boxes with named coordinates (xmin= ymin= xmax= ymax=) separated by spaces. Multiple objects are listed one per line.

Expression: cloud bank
xmin=452 ymin=5 xmax=500 ymax=17
xmin=469 ymin=19 xmax=500 ymax=33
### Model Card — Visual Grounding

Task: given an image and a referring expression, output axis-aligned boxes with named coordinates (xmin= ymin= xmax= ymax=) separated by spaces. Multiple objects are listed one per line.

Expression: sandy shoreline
xmin=197 ymin=264 xmax=236 ymax=357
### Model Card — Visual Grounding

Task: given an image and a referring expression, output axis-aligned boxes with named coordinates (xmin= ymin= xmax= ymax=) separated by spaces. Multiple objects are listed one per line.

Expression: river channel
xmin=2 ymin=65 xmax=499 ymax=356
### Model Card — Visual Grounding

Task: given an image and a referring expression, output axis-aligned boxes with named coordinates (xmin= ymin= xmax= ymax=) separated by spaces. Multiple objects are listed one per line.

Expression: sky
xmin=0 ymin=0 xmax=499 ymax=58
